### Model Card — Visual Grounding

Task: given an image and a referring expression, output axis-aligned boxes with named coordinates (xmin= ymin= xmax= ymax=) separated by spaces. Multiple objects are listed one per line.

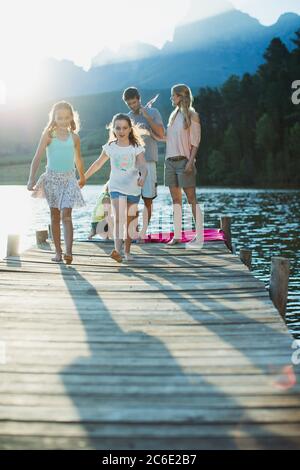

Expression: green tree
xmin=288 ymin=122 xmax=300 ymax=185
xmin=255 ymin=113 xmax=278 ymax=182
xmin=207 ymin=150 xmax=226 ymax=184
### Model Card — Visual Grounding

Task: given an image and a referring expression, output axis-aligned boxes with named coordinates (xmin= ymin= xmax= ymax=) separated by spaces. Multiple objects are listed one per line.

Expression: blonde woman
xmin=165 ymin=84 xmax=202 ymax=246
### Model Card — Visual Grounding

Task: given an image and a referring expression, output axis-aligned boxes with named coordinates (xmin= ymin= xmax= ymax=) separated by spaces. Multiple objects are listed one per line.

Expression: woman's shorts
xmin=164 ymin=158 xmax=197 ymax=188
xmin=110 ymin=192 xmax=140 ymax=204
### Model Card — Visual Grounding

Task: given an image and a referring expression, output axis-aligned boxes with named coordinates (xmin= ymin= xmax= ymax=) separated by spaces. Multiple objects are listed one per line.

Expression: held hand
xmin=137 ymin=176 xmax=145 ymax=187
xmin=27 ymin=181 xmax=35 ymax=191
xmin=184 ymin=161 xmax=194 ymax=174
xmin=78 ymin=176 xmax=86 ymax=189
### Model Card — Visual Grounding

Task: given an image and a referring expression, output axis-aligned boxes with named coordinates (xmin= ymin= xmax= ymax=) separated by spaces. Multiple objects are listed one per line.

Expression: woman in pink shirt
xmin=165 ymin=84 xmax=203 ymax=246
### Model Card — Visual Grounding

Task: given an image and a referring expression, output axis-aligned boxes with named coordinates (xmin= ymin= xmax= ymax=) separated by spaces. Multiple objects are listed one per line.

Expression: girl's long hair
xmin=168 ymin=84 xmax=195 ymax=129
xmin=108 ymin=114 xmax=144 ymax=147
xmin=45 ymin=101 xmax=80 ymax=138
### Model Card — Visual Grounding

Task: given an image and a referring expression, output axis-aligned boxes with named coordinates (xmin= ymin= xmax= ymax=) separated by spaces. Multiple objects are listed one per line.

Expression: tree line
xmin=194 ymin=30 xmax=300 ymax=187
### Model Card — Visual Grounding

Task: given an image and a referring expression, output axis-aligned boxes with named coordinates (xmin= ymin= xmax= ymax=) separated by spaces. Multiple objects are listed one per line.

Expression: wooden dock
xmin=0 ymin=238 xmax=300 ymax=450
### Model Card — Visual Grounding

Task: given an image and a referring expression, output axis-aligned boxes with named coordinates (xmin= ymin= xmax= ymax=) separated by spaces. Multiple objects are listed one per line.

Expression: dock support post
xmin=269 ymin=257 xmax=290 ymax=320
xmin=48 ymin=224 xmax=53 ymax=241
xmin=220 ymin=216 xmax=232 ymax=252
xmin=240 ymin=249 xmax=252 ymax=270
xmin=36 ymin=230 xmax=48 ymax=245
xmin=6 ymin=235 xmax=20 ymax=257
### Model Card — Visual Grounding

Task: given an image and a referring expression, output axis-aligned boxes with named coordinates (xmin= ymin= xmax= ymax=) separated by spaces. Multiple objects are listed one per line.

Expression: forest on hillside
xmin=194 ymin=30 xmax=300 ymax=187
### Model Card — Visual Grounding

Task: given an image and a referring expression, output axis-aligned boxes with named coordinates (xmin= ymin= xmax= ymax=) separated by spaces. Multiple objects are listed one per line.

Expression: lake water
xmin=0 ymin=185 xmax=299 ymax=338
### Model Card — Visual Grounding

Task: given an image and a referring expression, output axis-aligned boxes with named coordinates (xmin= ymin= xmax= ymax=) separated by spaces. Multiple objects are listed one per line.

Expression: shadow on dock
xmin=57 ymin=243 xmax=300 ymax=449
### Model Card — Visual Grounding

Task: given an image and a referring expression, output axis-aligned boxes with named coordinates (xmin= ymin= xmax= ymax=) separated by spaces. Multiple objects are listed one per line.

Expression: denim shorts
xmin=110 ymin=192 xmax=140 ymax=204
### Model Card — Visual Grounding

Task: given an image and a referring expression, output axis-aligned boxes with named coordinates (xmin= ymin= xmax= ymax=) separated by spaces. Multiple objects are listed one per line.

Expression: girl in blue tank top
xmin=27 ymin=101 xmax=86 ymax=265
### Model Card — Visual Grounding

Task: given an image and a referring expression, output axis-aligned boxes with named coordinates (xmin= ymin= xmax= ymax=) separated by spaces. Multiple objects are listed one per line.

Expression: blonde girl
xmin=27 ymin=101 xmax=85 ymax=264
xmin=85 ymin=114 xmax=147 ymax=263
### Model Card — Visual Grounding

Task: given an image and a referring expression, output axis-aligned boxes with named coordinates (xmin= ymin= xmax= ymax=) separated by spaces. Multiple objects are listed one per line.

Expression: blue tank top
xmin=46 ymin=132 xmax=75 ymax=172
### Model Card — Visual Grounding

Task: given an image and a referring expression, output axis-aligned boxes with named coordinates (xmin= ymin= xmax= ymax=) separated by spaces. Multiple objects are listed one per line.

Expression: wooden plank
xmin=1 ymin=395 xmax=300 ymax=409
xmin=0 ymin=435 xmax=299 ymax=450
xmin=0 ymin=365 xmax=295 ymax=375
xmin=0 ymin=422 xmax=300 ymax=440
xmin=1 ymin=406 xmax=300 ymax=423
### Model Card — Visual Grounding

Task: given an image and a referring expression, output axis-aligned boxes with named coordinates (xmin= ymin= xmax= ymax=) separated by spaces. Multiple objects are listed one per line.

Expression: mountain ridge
xmin=4 ymin=10 xmax=300 ymax=104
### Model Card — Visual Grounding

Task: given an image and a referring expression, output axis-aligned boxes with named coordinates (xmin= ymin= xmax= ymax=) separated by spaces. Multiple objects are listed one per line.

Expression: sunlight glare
xmin=0 ymin=187 xmax=37 ymax=259
xmin=0 ymin=80 xmax=6 ymax=105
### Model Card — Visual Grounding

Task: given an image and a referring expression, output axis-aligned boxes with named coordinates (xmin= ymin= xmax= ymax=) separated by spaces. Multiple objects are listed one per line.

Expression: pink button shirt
xmin=166 ymin=111 xmax=201 ymax=161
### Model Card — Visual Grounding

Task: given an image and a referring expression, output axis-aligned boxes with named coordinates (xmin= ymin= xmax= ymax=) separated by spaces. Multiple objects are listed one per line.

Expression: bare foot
xmin=51 ymin=253 xmax=63 ymax=263
xmin=110 ymin=250 xmax=122 ymax=263
xmin=167 ymin=238 xmax=181 ymax=246
xmin=88 ymin=230 xmax=96 ymax=240
xmin=185 ymin=238 xmax=204 ymax=249
xmin=136 ymin=236 xmax=146 ymax=244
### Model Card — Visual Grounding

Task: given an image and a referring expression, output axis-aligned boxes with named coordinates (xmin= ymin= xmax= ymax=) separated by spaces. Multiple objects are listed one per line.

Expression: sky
xmin=0 ymin=0 xmax=300 ymax=104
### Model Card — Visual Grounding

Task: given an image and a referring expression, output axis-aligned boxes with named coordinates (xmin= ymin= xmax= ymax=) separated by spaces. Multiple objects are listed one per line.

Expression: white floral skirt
xmin=32 ymin=169 xmax=85 ymax=209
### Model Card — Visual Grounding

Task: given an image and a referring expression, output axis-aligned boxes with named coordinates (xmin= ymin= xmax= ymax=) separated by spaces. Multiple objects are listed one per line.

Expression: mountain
xmin=92 ymin=42 xmax=159 ymax=67
xmin=163 ymin=9 xmax=265 ymax=54
xmin=4 ymin=10 xmax=300 ymax=103
xmin=267 ymin=12 xmax=300 ymax=48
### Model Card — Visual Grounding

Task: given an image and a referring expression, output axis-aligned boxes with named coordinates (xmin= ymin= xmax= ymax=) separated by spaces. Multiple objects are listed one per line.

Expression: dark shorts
xmin=165 ymin=158 xmax=197 ymax=188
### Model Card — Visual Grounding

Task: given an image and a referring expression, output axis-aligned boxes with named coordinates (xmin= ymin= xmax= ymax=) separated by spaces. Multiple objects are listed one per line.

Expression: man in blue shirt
xmin=123 ymin=87 xmax=165 ymax=241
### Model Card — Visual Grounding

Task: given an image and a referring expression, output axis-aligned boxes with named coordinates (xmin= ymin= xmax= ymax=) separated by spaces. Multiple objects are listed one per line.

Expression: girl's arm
xmin=136 ymin=152 xmax=148 ymax=187
xmin=74 ymin=134 xmax=86 ymax=188
xmin=27 ymin=131 xmax=50 ymax=190
xmin=85 ymin=151 xmax=110 ymax=181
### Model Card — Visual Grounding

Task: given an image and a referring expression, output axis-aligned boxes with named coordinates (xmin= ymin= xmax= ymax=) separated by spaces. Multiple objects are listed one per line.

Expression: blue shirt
xmin=46 ymin=132 xmax=75 ymax=173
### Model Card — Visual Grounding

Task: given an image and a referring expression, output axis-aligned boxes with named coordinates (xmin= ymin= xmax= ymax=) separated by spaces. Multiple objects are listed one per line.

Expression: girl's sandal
xmin=110 ymin=250 xmax=122 ymax=263
xmin=64 ymin=254 xmax=73 ymax=265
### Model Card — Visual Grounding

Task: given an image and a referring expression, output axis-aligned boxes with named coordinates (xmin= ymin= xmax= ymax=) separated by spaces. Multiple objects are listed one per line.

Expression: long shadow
xmin=112 ymin=242 xmax=300 ymax=449
xmin=132 ymin=243 xmax=298 ymax=367
xmin=57 ymin=256 xmax=272 ymax=450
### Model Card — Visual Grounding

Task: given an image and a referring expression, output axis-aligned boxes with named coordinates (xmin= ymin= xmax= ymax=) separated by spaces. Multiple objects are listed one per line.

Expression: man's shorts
xmin=142 ymin=162 xmax=157 ymax=200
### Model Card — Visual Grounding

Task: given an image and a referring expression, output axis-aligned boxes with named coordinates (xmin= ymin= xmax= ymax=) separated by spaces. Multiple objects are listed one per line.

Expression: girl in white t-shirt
xmin=85 ymin=114 xmax=147 ymax=263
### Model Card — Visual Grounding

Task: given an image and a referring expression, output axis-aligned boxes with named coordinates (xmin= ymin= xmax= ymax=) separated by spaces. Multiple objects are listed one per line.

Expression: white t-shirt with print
xmin=103 ymin=142 xmax=145 ymax=197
